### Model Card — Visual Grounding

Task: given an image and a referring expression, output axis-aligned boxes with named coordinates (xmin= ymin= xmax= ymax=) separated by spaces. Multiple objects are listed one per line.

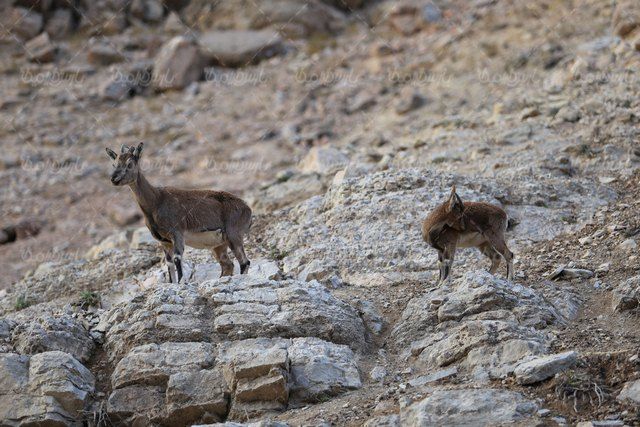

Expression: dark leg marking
xmin=174 ymin=256 xmax=183 ymax=283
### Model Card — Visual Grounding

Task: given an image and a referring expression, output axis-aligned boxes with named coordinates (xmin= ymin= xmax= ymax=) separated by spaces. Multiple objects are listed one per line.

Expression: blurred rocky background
xmin=0 ymin=0 xmax=639 ymax=425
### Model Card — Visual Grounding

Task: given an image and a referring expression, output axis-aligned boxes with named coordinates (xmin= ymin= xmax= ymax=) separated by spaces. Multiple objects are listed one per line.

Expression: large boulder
xmin=108 ymin=342 xmax=224 ymax=425
xmin=100 ymin=273 xmax=366 ymax=423
xmin=107 ymin=336 xmax=361 ymax=424
xmin=201 ymin=277 xmax=367 ymax=349
xmin=200 ymin=30 xmax=284 ymax=67
xmin=401 ymin=389 xmax=538 ymax=426
xmin=514 ymin=351 xmax=578 ymax=384
xmin=392 ymin=271 xmax=567 ymax=380
xmin=24 ymin=32 xmax=57 ymax=63
xmin=184 ymin=0 xmax=346 ymax=38
xmin=618 ymin=379 xmax=640 ymax=405
xmin=104 ymin=276 xmax=366 ymax=359
xmin=10 ymin=313 xmax=94 ymax=362
xmin=0 ymin=351 xmax=95 ymax=425
xmin=153 ymin=36 xmax=205 ymax=91
xmin=611 ymin=275 xmax=640 ymax=312
xmin=5 ymin=7 xmax=43 ymax=40
xmin=44 ymin=8 xmax=74 ymax=39
xmin=287 ymin=337 xmax=361 ymax=402
xmin=111 ymin=342 xmax=216 ymax=389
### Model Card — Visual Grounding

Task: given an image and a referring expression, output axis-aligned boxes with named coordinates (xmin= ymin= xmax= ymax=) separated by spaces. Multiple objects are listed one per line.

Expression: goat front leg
xmin=436 ymin=251 xmax=444 ymax=285
xmin=162 ymin=244 xmax=176 ymax=283
xmin=441 ymin=241 xmax=457 ymax=284
xmin=171 ymin=233 xmax=185 ymax=283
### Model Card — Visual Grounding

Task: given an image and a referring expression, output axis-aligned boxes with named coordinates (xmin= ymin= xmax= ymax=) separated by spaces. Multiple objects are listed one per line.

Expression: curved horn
xmin=120 ymin=144 xmax=129 ymax=153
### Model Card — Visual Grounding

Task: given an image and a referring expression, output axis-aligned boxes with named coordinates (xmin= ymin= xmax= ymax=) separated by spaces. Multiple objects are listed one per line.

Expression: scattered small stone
xmin=549 ymin=265 xmax=594 ymax=280
xmin=7 ymin=7 xmax=43 ymax=40
xmin=370 ymin=366 xmax=387 ymax=382
xmin=408 ymin=367 xmax=458 ymax=387
xmin=348 ymin=91 xmax=377 ymax=113
xmin=24 ymin=33 xmax=57 ymax=63
xmin=422 ymin=2 xmax=442 ymax=23
xmin=200 ymin=29 xmax=284 ymax=67
xmin=395 ymin=88 xmax=426 ymax=114
xmin=521 ymin=107 xmax=541 ymax=120
xmin=618 ymin=238 xmax=637 ymax=252
xmin=537 ymin=408 xmax=551 ymax=417
xmin=556 ymin=106 xmax=581 ymax=123
xmin=130 ymin=0 xmax=165 ymax=23
xmin=578 ymin=236 xmax=592 ymax=245
xmin=87 ymin=43 xmax=125 ymax=66
xmin=598 ymin=176 xmax=617 ymax=184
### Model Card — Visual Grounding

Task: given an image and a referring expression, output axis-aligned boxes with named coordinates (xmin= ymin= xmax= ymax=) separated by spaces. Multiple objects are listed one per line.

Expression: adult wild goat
xmin=106 ymin=142 xmax=252 ymax=283
xmin=422 ymin=186 xmax=514 ymax=284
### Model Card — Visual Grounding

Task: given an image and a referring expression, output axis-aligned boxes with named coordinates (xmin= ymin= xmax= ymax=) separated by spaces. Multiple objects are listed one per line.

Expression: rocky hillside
xmin=0 ymin=0 xmax=639 ymax=425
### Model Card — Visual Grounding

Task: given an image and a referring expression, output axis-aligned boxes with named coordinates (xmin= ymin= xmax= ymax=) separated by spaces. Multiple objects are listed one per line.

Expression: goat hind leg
xmin=162 ymin=245 xmax=176 ymax=283
xmin=485 ymin=233 xmax=514 ymax=281
xmin=171 ymin=234 xmax=185 ymax=283
xmin=228 ymin=235 xmax=250 ymax=274
xmin=212 ymin=244 xmax=234 ymax=277
xmin=480 ymin=243 xmax=501 ymax=274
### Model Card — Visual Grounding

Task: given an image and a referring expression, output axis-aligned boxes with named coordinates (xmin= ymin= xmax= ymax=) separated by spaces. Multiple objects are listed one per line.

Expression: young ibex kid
xmin=106 ymin=142 xmax=252 ymax=283
xmin=422 ymin=186 xmax=513 ymax=284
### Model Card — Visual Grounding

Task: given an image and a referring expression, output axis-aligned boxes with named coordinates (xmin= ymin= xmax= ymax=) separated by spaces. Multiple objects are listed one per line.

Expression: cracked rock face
xmin=107 ymin=337 xmax=360 ymax=425
xmin=392 ymin=271 xmax=568 ymax=380
xmin=101 ymin=276 xmax=365 ymax=424
xmin=0 ymin=351 xmax=95 ymax=426
xmin=401 ymin=388 xmax=539 ymax=426
xmin=611 ymin=275 xmax=640 ymax=312
xmin=9 ymin=313 xmax=95 ymax=363
xmin=105 ymin=276 xmax=366 ymax=363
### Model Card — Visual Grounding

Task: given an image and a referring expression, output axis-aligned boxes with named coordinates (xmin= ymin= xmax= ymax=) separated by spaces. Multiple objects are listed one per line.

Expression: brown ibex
xmin=106 ymin=142 xmax=252 ymax=283
xmin=422 ymin=186 xmax=514 ymax=284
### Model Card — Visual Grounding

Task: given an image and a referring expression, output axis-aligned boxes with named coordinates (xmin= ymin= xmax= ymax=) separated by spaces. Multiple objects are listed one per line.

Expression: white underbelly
xmin=457 ymin=231 xmax=486 ymax=248
xmin=184 ymin=230 xmax=226 ymax=249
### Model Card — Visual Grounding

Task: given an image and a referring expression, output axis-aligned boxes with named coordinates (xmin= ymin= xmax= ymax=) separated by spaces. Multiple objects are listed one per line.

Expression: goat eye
xmin=127 ymin=163 xmax=133 ymax=169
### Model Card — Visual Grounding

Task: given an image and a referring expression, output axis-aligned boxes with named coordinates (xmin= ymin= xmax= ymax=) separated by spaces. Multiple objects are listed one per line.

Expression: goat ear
xmin=106 ymin=147 xmax=117 ymax=160
xmin=449 ymin=185 xmax=457 ymax=199
xmin=134 ymin=142 xmax=144 ymax=159
xmin=448 ymin=190 xmax=464 ymax=214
